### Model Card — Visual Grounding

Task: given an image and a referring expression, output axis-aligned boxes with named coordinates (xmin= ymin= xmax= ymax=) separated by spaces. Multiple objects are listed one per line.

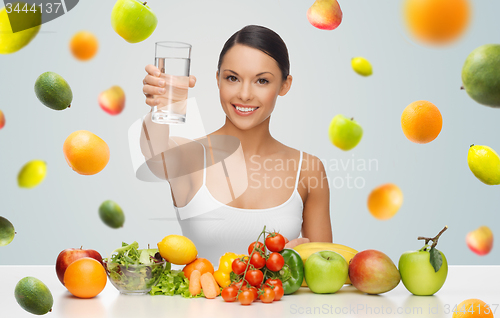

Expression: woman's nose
xmin=237 ymin=82 xmax=253 ymax=101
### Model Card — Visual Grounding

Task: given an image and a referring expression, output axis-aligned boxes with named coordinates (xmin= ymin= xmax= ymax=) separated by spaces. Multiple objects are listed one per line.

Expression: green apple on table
xmin=328 ymin=114 xmax=363 ymax=151
xmin=399 ymin=226 xmax=449 ymax=296
xmin=111 ymin=0 xmax=158 ymax=43
xmin=304 ymin=250 xmax=348 ymax=294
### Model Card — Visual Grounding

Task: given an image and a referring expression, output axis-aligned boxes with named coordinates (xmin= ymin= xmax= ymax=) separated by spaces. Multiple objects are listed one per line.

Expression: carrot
xmin=189 ymin=270 xmax=201 ymax=296
xmin=200 ymin=272 xmax=219 ymax=299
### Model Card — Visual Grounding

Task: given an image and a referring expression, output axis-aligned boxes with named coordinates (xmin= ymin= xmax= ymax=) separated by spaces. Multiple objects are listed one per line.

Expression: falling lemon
xmin=158 ymin=235 xmax=197 ymax=265
xmin=467 ymin=144 xmax=500 ymax=185
xmin=0 ymin=216 xmax=15 ymax=246
xmin=17 ymin=160 xmax=47 ymax=188
xmin=351 ymin=57 xmax=373 ymax=76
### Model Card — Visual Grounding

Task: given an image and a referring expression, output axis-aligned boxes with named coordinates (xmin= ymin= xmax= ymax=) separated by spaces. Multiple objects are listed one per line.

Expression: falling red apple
xmin=466 ymin=226 xmax=493 ymax=256
xmin=98 ymin=85 xmax=125 ymax=115
xmin=55 ymin=247 xmax=103 ymax=285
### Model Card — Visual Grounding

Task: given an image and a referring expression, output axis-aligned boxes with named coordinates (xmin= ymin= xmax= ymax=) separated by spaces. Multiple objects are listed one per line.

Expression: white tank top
xmin=174 ymin=141 xmax=304 ymax=266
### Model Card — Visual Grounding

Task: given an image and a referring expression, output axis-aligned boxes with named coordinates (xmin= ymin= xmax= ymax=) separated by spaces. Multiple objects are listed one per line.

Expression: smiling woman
xmin=139 ymin=25 xmax=333 ymax=265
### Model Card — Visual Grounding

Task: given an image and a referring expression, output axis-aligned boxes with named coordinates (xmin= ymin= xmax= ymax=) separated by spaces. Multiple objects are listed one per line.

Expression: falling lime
xmin=18 ymin=160 xmax=47 ymax=188
xmin=0 ymin=216 xmax=15 ymax=246
xmin=99 ymin=200 xmax=125 ymax=228
xmin=351 ymin=57 xmax=373 ymax=76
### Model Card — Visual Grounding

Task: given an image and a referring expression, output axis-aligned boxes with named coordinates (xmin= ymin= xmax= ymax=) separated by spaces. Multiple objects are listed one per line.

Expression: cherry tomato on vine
xmin=248 ymin=241 xmax=266 ymax=255
xmin=249 ymin=252 xmax=266 ymax=269
xmin=265 ymin=232 xmax=286 ymax=252
xmin=265 ymin=278 xmax=283 ymax=287
xmin=232 ymin=258 xmax=247 ymax=275
xmin=232 ymin=280 xmax=248 ymax=290
xmin=238 ymin=290 xmax=255 ymax=305
xmin=266 ymin=252 xmax=285 ymax=271
xmin=221 ymin=286 xmax=238 ymax=302
xmin=273 ymin=284 xmax=284 ymax=301
xmin=248 ymin=286 xmax=259 ymax=301
xmin=245 ymin=269 xmax=264 ymax=287
xmin=259 ymin=286 xmax=275 ymax=303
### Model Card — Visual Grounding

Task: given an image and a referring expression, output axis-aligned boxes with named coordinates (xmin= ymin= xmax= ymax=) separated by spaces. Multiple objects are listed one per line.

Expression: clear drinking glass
xmin=151 ymin=41 xmax=191 ymax=124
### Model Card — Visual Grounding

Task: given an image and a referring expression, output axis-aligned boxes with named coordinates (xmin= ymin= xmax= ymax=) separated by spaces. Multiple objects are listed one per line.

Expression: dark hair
xmin=217 ymin=25 xmax=290 ymax=81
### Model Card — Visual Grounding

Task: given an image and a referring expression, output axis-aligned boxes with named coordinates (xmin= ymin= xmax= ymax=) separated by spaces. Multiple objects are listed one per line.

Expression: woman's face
xmin=216 ymin=44 xmax=292 ymax=130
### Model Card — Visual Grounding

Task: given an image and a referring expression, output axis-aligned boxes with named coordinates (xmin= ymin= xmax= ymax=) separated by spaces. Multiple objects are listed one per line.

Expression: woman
xmin=141 ymin=25 xmax=332 ymax=265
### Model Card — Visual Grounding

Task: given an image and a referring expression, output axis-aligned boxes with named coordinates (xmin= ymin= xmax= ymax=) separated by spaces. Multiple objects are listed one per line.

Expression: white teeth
xmin=235 ymin=106 xmax=257 ymax=112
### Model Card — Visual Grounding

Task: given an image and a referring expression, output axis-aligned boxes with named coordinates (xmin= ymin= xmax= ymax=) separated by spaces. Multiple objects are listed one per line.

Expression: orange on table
xmin=183 ymin=258 xmax=214 ymax=280
xmin=452 ymin=298 xmax=494 ymax=318
xmin=64 ymin=257 xmax=107 ymax=299
xmin=367 ymin=183 xmax=403 ymax=220
xmin=401 ymin=100 xmax=442 ymax=144
xmin=63 ymin=130 xmax=110 ymax=175
xmin=403 ymin=0 xmax=471 ymax=45
xmin=69 ymin=31 xmax=98 ymax=61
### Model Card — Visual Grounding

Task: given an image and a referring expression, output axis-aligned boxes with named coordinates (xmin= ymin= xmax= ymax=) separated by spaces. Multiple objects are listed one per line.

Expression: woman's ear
xmin=278 ymin=75 xmax=293 ymax=96
xmin=216 ymin=70 xmax=220 ymax=89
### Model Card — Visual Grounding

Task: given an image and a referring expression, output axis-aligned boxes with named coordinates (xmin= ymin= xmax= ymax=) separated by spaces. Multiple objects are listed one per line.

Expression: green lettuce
xmin=149 ymin=269 xmax=205 ymax=298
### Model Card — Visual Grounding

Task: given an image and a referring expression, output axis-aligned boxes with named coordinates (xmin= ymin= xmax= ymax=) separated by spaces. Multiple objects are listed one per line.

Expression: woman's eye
xmin=257 ymin=78 xmax=269 ymax=85
xmin=226 ymin=75 xmax=238 ymax=82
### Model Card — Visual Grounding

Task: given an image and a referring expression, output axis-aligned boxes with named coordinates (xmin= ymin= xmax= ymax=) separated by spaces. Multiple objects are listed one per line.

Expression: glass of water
xmin=152 ymin=41 xmax=191 ymax=124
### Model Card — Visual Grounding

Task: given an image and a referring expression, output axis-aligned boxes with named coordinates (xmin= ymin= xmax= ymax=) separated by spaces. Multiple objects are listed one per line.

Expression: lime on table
xmin=15 ymin=276 xmax=53 ymax=315
xmin=18 ymin=160 xmax=47 ymax=188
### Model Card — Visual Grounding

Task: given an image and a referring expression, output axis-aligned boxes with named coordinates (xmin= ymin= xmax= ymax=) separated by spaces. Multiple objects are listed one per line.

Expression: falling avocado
xmin=34 ymin=71 xmax=73 ymax=110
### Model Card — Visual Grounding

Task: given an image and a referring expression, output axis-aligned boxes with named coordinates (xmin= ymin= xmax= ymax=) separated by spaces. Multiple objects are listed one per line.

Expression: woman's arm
xmin=300 ymin=154 xmax=333 ymax=242
xmin=284 ymin=154 xmax=333 ymax=249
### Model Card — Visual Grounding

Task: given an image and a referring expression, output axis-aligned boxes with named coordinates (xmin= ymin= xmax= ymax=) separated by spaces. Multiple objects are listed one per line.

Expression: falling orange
xmin=367 ymin=183 xmax=403 ymax=220
xmin=404 ymin=0 xmax=471 ymax=45
xmin=401 ymin=100 xmax=442 ymax=144
xmin=69 ymin=31 xmax=99 ymax=61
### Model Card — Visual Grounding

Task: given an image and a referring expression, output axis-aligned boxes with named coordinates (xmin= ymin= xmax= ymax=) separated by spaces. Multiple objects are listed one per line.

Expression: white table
xmin=1 ymin=265 xmax=499 ymax=318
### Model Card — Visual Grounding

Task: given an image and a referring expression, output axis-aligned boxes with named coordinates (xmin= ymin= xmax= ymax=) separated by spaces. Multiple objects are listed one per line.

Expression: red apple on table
xmin=307 ymin=0 xmax=343 ymax=31
xmin=98 ymin=85 xmax=125 ymax=115
xmin=466 ymin=226 xmax=493 ymax=256
xmin=56 ymin=247 xmax=103 ymax=285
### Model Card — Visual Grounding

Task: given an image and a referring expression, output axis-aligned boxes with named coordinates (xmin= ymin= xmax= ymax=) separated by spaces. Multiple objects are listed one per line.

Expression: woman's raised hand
xmin=143 ymin=64 xmax=196 ymax=107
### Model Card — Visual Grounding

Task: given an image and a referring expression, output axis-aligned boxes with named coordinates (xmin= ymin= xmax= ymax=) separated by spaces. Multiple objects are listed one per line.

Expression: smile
xmin=232 ymin=104 xmax=259 ymax=115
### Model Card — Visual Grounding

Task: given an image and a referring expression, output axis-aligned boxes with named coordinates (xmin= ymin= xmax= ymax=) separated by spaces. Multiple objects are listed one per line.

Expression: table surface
xmin=1 ymin=265 xmax=499 ymax=318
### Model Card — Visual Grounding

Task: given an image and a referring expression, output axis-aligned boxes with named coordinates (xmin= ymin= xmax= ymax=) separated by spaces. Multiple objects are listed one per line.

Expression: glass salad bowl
xmin=103 ymin=260 xmax=168 ymax=295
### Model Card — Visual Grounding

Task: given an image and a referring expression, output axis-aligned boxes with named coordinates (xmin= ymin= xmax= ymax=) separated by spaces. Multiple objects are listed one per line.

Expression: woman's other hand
xmin=284 ymin=237 xmax=310 ymax=249
xmin=143 ymin=64 xmax=197 ymax=108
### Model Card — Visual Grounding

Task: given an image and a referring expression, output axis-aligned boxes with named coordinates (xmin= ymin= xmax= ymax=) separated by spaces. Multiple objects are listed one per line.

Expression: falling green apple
xmin=111 ymin=0 xmax=158 ymax=43
xmin=399 ymin=226 xmax=449 ymax=296
xmin=328 ymin=114 xmax=363 ymax=151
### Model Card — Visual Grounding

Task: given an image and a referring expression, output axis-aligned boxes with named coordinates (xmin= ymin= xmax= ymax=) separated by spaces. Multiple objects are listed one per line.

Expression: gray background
xmin=0 ymin=0 xmax=498 ymax=265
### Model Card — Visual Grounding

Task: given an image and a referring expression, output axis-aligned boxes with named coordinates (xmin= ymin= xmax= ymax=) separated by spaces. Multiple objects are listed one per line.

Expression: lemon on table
xmin=351 ymin=57 xmax=373 ymax=76
xmin=0 ymin=4 xmax=41 ymax=54
xmin=467 ymin=144 xmax=500 ymax=185
xmin=17 ymin=160 xmax=47 ymax=188
xmin=158 ymin=235 xmax=197 ymax=265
